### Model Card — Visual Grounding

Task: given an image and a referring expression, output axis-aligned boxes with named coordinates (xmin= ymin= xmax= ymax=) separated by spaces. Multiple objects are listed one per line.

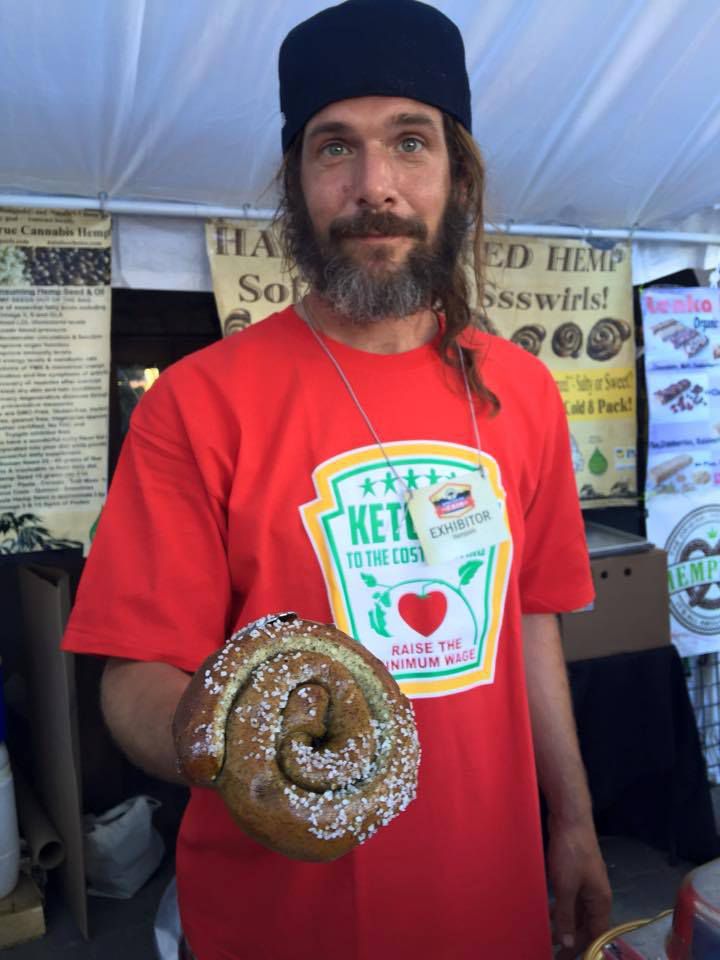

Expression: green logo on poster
xmin=666 ymin=506 xmax=720 ymax=635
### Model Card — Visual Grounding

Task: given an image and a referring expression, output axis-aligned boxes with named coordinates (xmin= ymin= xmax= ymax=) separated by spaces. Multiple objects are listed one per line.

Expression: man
xmin=62 ymin=1 xmax=611 ymax=957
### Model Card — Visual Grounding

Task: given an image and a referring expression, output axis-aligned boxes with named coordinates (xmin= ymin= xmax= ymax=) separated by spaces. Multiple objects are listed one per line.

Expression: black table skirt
xmin=568 ymin=645 xmax=720 ymax=863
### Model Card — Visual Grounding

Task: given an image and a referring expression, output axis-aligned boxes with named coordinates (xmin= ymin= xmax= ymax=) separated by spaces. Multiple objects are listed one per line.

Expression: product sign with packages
xmin=641 ymin=286 xmax=720 ymax=655
xmin=483 ymin=235 xmax=637 ymax=507
xmin=0 ymin=207 xmax=111 ymax=555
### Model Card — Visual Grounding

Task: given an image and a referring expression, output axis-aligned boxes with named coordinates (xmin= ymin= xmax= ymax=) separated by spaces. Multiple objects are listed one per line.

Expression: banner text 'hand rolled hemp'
xmin=206 ymin=219 xmax=305 ymax=336
xmin=482 ymin=236 xmax=636 ymax=506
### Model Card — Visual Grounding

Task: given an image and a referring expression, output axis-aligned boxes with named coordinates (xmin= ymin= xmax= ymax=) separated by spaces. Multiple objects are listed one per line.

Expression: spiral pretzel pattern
xmin=173 ymin=613 xmax=420 ymax=862
xmin=587 ymin=317 xmax=631 ymax=361
xmin=552 ymin=322 xmax=584 ymax=358
xmin=511 ymin=324 xmax=546 ymax=356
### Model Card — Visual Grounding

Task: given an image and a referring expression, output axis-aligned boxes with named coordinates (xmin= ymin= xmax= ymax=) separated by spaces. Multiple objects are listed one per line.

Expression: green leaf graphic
xmin=361 ymin=573 xmax=378 ymax=587
xmin=369 ymin=602 xmax=391 ymax=638
xmin=588 ymin=447 xmax=608 ymax=476
xmin=378 ymin=590 xmax=391 ymax=608
xmin=709 ymin=529 xmax=718 ymax=541
xmin=458 ymin=560 xmax=483 ymax=585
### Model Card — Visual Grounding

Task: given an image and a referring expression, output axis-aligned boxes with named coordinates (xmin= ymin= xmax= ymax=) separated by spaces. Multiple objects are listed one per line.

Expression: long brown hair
xmin=441 ymin=114 xmax=498 ymax=413
xmin=275 ymin=112 xmax=499 ymax=414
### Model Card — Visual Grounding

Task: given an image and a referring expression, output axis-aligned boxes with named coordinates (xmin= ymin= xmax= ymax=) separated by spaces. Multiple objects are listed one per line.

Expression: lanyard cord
xmin=298 ymin=300 xmax=410 ymax=497
xmin=298 ymin=298 xmax=484 ymax=489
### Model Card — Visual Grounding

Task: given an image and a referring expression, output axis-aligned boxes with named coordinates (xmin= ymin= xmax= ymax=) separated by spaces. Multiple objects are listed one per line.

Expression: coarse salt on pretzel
xmin=173 ymin=612 xmax=420 ymax=861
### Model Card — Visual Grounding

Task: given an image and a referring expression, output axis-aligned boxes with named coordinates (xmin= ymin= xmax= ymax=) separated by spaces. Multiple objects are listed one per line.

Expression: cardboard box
xmin=0 ymin=873 xmax=45 ymax=948
xmin=560 ymin=548 xmax=671 ymax=662
xmin=18 ymin=565 xmax=88 ymax=938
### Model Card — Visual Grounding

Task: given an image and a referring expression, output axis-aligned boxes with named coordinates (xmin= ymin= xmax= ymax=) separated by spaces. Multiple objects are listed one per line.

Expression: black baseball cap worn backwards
xmin=278 ymin=0 xmax=472 ymax=152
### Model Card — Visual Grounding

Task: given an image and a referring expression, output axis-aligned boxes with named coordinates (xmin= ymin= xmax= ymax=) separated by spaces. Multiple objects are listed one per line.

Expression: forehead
xmin=303 ymin=96 xmax=444 ymax=140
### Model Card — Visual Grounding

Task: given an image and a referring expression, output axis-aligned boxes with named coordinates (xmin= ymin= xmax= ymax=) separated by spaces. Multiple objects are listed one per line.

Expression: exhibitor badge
xmin=407 ymin=469 xmax=510 ymax=566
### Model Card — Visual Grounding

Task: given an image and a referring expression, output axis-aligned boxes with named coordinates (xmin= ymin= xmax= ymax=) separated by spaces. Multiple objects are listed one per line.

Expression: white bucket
xmin=0 ymin=742 xmax=20 ymax=898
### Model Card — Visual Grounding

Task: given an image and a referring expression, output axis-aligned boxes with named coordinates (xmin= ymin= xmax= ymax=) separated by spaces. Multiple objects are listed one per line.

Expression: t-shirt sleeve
xmin=519 ymin=368 xmax=594 ymax=614
xmin=61 ymin=375 xmax=232 ymax=673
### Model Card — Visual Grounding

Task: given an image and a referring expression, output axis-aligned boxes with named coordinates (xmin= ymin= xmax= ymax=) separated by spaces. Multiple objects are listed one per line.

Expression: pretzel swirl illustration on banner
xmin=173 ymin=613 xmax=420 ymax=861
xmin=510 ymin=323 xmax=546 ymax=356
xmin=587 ymin=317 xmax=632 ymax=361
xmin=679 ymin=539 xmax=720 ymax=610
xmin=551 ymin=321 xmax=584 ymax=358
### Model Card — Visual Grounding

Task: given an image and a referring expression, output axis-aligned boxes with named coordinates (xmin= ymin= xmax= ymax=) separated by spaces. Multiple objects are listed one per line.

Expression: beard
xmin=283 ymin=193 xmax=468 ymax=323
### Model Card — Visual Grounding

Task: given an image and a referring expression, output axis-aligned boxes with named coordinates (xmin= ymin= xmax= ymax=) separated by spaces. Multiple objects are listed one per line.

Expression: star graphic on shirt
xmin=382 ymin=471 xmax=397 ymax=493
xmin=360 ymin=478 xmax=376 ymax=497
xmin=426 ymin=468 xmax=441 ymax=485
xmin=403 ymin=468 xmax=421 ymax=490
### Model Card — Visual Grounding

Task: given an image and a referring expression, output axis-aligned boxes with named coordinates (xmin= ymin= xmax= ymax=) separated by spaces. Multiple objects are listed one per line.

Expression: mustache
xmin=328 ymin=210 xmax=428 ymax=243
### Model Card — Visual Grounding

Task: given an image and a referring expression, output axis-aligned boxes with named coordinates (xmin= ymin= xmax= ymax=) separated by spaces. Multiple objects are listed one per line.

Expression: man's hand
xmin=522 ymin=613 xmax=612 ymax=956
xmin=101 ymin=658 xmax=191 ymax=784
xmin=548 ymin=814 xmax=612 ymax=958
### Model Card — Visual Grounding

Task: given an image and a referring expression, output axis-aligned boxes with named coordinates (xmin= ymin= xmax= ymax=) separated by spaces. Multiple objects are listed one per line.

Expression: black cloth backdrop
xmin=569 ymin=645 xmax=720 ymax=864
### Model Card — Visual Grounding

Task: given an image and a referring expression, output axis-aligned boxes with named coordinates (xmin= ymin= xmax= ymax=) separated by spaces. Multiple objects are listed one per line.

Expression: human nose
xmin=352 ymin=145 xmax=397 ymax=209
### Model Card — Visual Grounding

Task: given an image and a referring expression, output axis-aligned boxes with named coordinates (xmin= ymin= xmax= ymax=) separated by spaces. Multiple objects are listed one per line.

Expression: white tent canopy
xmin=2 ymin=0 xmax=720 ymax=288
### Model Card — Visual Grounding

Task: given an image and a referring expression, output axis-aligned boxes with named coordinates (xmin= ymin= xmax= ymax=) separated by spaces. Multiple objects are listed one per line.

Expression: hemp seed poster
xmin=0 ymin=207 xmax=111 ymax=555
xmin=206 ymin=218 xmax=305 ymax=335
xmin=641 ymin=287 xmax=720 ymax=655
xmin=483 ymin=235 xmax=636 ymax=507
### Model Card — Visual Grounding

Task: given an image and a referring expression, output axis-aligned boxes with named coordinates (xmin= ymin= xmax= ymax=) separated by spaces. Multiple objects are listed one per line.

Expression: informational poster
xmin=483 ymin=235 xmax=636 ymax=507
xmin=642 ymin=286 xmax=720 ymax=655
xmin=0 ymin=208 xmax=111 ymax=555
xmin=205 ymin=218 xmax=304 ymax=335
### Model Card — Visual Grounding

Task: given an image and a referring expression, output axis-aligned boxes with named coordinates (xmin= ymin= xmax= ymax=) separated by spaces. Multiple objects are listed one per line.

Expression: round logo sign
xmin=665 ymin=505 xmax=720 ymax=635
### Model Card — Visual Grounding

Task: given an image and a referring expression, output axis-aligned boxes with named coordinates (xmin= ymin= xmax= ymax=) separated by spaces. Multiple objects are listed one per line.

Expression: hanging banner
xmin=641 ymin=286 xmax=720 ymax=656
xmin=205 ymin=218 xmax=304 ymax=335
xmin=0 ymin=208 xmax=111 ymax=555
xmin=205 ymin=225 xmax=636 ymax=506
xmin=482 ymin=235 xmax=636 ymax=507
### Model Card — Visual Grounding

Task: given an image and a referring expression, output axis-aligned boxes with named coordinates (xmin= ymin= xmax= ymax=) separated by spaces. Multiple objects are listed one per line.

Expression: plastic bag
xmin=83 ymin=795 xmax=165 ymax=899
xmin=154 ymin=874 xmax=182 ymax=960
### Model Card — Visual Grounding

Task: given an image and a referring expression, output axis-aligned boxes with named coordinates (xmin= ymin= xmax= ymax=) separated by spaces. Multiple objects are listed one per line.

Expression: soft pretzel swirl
xmin=173 ymin=613 xmax=420 ymax=861
xmin=587 ymin=317 xmax=631 ymax=361
xmin=510 ymin=324 xmax=546 ymax=356
xmin=552 ymin=322 xmax=584 ymax=358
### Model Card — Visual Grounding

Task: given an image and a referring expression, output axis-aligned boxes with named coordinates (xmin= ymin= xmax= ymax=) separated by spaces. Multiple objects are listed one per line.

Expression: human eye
xmin=398 ymin=136 xmax=425 ymax=154
xmin=321 ymin=141 xmax=350 ymax=157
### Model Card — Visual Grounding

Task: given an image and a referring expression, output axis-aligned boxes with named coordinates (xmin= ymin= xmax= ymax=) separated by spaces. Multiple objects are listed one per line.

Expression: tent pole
xmin=0 ymin=193 xmax=718 ymax=245
xmin=0 ymin=194 xmax=278 ymax=221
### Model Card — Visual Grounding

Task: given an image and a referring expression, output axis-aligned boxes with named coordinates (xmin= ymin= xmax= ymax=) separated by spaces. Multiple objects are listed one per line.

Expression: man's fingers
xmin=547 ymin=823 xmax=612 ymax=955
xmin=552 ymin=887 xmax=577 ymax=953
xmin=555 ymin=948 xmax=577 ymax=960
xmin=556 ymin=883 xmax=612 ymax=959
xmin=581 ymin=885 xmax=613 ymax=941
xmin=573 ymin=860 xmax=612 ymax=946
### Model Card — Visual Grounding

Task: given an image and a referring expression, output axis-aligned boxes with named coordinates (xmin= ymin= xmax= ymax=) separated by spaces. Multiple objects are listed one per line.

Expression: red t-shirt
xmin=63 ymin=306 xmax=593 ymax=960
